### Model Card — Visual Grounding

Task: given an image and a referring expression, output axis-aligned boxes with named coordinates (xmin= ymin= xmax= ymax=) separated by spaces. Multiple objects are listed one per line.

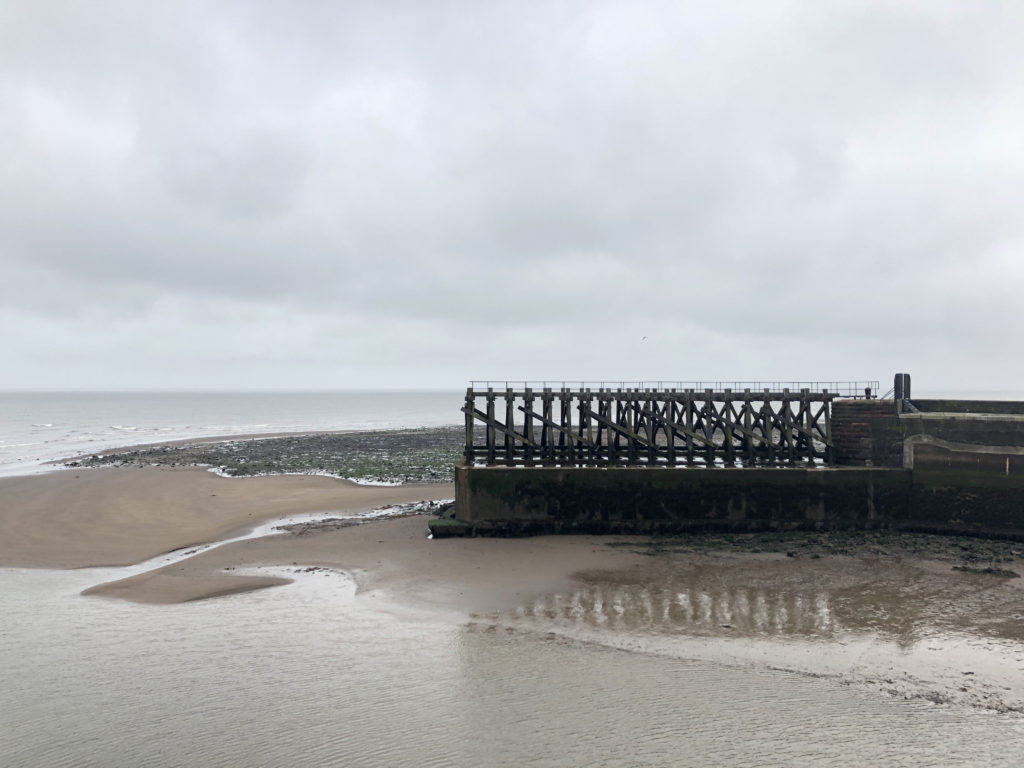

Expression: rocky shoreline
xmin=66 ymin=426 xmax=465 ymax=485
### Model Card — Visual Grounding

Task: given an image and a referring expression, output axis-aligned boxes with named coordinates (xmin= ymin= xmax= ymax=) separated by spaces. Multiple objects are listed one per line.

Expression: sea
xmin=3 ymin=390 xmax=1024 ymax=767
xmin=0 ymin=390 xmax=462 ymax=478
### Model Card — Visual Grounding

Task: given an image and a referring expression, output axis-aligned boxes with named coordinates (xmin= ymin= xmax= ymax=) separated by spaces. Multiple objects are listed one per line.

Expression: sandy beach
xmin=3 ymin=462 xmax=1024 ymax=714
xmin=0 ymin=466 xmax=455 ymax=569
xmin=0 ymin=464 xmax=651 ymax=609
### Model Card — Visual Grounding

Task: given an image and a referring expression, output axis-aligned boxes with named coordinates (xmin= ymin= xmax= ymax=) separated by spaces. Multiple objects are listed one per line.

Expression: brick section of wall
xmin=831 ymin=400 xmax=903 ymax=467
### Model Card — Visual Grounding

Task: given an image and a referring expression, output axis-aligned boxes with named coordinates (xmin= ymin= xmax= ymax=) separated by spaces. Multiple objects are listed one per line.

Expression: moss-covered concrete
xmin=454 ymin=462 xmax=1024 ymax=539
xmin=905 ymin=470 xmax=1024 ymax=539
xmin=455 ymin=463 xmax=913 ymax=536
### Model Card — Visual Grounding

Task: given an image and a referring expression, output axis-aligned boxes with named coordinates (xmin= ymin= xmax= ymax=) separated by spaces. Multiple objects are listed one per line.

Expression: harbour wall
xmin=451 ymin=462 xmax=1024 ymax=539
xmin=833 ymin=398 xmax=1024 ymax=475
xmin=444 ymin=398 xmax=1024 ymax=539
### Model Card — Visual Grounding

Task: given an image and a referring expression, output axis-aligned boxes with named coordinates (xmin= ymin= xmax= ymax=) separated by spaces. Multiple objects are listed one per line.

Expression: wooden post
xmin=523 ymin=387 xmax=535 ymax=466
xmin=823 ymin=390 xmax=834 ymax=465
xmin=723 ymin=389 xmax=734 ymax=465
xmin=505 ymin=388 xmax=515 ymax=466
xmin=541 ymin=388 xmax=553 ymax=466
xmin=597 ymin=390 xmax=609 ymax=465
xmin=606 ymin=393 xmax=614 ymax=466
xmin=465 ymin=388 xmax=475 ymax=463
xmin=610 ymin=391 xmax=618 ymax=462
xmin=763 ymin=389 xmax=775 ymax=465
xmin=802 ymin=389 xmax=814 ymax=466
xmin=782 ymin=388 xmax=795 ymax=465
xmin=685 ymin=389 xmax=695 ymax=465
xmin=743 ymin=389 xmax=753 ymax=465
xmin=486 ymin=388 xmax=496 ymax=465
xmin=565 ymin=391 xmax=573 ymax=462
xmin=645 ymin=389 xmax=656 ymax=464
xmin=581 ymin=391 xmax=589 ymax=462
xmin=666 ymin=389 xmax=677 ymax=465
xmin=703 ymin=389 xmax=715 ymax=466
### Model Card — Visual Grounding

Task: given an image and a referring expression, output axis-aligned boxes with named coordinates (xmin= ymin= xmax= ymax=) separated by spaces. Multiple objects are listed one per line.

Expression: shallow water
xmin=3 ymin=564 xmax=1024 ymax=767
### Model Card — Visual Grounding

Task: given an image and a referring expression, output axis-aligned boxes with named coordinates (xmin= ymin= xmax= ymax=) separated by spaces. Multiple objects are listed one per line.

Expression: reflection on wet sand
xmin=511 ymin=580 xmax=836 ymax=638
xmin=497 ymin=558 xmax=1024 ymax=648
xmin=478 ymin=556 xmax=1024 ymax=713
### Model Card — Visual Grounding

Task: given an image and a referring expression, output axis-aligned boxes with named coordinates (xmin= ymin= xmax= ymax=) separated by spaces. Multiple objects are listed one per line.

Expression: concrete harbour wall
xmin=834 ymin=398 xmax=1024 ymax=475
xmin=450 ymin=462 xmax=1024 ymax=539
xmin=444 ymin=397 xmax=1024 ymax=539
xmin=454 ymin=463 xmax=911 ymax=536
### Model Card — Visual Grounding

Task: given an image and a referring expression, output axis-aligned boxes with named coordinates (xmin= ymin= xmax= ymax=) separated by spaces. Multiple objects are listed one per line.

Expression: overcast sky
xmin=1 ymin=1 xmax=1022 ymax=391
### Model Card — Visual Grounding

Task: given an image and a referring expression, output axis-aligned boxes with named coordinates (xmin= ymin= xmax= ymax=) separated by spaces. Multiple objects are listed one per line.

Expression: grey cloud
xmin=2 ymin=1 xmax=1023 ymax=389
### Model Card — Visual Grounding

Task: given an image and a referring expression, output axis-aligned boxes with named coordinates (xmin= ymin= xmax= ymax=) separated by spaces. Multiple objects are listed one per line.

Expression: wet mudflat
xmin=481 ymin=542 xmax=1024 ymax=713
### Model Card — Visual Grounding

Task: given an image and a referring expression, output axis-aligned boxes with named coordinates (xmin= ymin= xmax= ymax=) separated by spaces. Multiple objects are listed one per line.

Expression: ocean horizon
xmin=0 ymin=390 xmax=463 ymax=478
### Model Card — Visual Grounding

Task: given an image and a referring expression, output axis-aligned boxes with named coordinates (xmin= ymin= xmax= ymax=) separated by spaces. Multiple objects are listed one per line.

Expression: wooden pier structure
xmin=463 ymin=381 xmax=879 ymax=469
xmin=436 ymin=375 xmax=1024 ymax=539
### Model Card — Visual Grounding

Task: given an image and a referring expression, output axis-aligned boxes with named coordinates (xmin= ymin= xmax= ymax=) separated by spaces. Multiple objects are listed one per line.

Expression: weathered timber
xmin=463 ymin=385 xmax=849 ymax=468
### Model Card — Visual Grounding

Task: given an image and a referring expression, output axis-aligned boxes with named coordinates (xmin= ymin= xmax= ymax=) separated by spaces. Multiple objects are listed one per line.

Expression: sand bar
xmin=0 ymin=466 xmax=454 ymax=569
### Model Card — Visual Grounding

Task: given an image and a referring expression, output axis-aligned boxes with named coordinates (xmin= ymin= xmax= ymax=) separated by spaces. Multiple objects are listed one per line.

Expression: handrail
xmin=469 ymin=380 xmax=879 ymax=398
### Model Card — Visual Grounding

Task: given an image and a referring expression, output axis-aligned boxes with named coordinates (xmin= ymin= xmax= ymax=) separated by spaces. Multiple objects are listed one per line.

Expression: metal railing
xmin=469 ymin=380 xmax=879 ymax=399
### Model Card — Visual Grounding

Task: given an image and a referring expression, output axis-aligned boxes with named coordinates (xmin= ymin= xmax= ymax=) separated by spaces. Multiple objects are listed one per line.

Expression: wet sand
xmin=4 ymin=465 xmax=1024 ymax=712
xmin=0 ymin=466 xmax=454 ymax=569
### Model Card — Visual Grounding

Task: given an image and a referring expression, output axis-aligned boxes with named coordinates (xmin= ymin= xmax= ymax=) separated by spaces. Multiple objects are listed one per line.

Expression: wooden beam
xmin=462 ymin=406 xmax=540 ymax=449
xmin=517 ymin=405 xmax=597 ymax=448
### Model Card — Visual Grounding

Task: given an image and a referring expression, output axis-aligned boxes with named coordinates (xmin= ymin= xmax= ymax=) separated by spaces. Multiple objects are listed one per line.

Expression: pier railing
xmin=463 ymin=383 xmax=878 ymax=468
xmin=469 ymin=381 xmax=878 ymax=399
